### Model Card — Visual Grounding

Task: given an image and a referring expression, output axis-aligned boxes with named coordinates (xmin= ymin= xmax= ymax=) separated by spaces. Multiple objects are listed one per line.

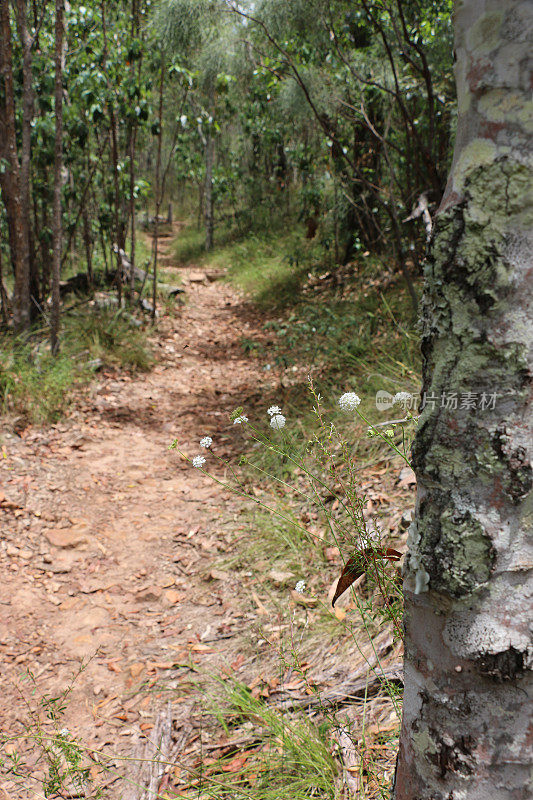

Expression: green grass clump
xmin=0 ymin=344 xmax=80 ymax=425
xmin=181 ymin=680 xmax=339 ymax=799
xmin=0 ymin=309 xmax=152 ymax=424
xmin=62 ymin=310 xmax=153 ymax=371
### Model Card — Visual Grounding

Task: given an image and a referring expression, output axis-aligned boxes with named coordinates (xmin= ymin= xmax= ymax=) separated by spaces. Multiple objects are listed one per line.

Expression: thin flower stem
xmin=357 ymin=408 xmax=412 ymax=465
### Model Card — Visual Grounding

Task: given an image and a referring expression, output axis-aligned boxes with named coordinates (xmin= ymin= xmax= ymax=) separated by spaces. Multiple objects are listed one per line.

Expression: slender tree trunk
xmin=40 ymin=184 xmax=52 ymax=299
xmin=127 ymin=0 xmax=141 ymax=304
xmin=204 ymin=86 xmax=215 ymax=251
xmin=0 ymin=245 xmax=10 ymax=325
xmin=101 ymin=0 xmax=123 ymax=305
xmin=15 ymin=0 xmax=39 ymax=317
xmin=110 ymin=101 xmax=122 ymax=306
xmin=204 ymin=133 xmax=214 ymax=251
xmin=50 ymin=0 xmax=63 ymax=354
xmin=0 ymin=0 xmax=30 ymax=329
xmin=197 ymin=183 xmax=203 ymax=230
xmin=394 ymin=3 xmax=532 ymax=798
xmin=152 ymin=55 xmax=164 ymax=323
xmin=82 ymin=202 xmax=93 ymax=289
xmin=128 ymin=129 xmax=137 ymax=303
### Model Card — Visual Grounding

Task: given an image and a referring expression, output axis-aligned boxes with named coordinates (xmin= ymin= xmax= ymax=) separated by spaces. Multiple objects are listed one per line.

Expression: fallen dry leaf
xmin=164 ymin=589 xmax=182 ymax=604
xmin=332 ymin=548 xmax=403 ymax=606
xmin=190 ymin=643 xmax=214 ymax=653
xmin=398 ymin=466 xmax=416 ymax=487
xmin=44 ymin=528 xmax=88 ymax=548
xmin=290 ymin=590 xmax=318 ymax=607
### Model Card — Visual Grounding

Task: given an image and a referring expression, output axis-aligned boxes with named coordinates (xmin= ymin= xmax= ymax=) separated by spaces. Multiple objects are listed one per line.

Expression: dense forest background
xmin=1 ymin=0 xmax=454 ymax=345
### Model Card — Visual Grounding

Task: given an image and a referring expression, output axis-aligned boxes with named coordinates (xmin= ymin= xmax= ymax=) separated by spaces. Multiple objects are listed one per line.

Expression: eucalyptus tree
xmin=0 ymin=0 xmax=155 ymax=332
xmin=394 ymin=1 xmax=532 ymax=797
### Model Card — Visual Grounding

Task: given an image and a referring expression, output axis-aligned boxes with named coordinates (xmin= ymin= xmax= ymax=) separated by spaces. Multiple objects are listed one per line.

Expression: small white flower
xmin=200 ymin=436 xmax=213 ymax=448
xmin=233 ymin=415 xmax=248 ymax=425
xmin=267 ymin=405 xmax=282 ymax=416
xmin=338 ymin=392 xmax=361 ymax=411
xmin=192 ymin=455 xmax=206 ymax=468
xmin=270 ymin=414 xmax=286 ymax=430
xmin=294 ymin=580 xmax=306 ymax=594
xmin=59 ymin=728 xmax=70 ymax=737
xmin=393 ymin=392 xmax=412 ymax=406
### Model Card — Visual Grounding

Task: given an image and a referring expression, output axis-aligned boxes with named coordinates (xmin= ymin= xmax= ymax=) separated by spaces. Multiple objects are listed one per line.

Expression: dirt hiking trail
xmin=0 ymin=229 xmax=280 ymax=797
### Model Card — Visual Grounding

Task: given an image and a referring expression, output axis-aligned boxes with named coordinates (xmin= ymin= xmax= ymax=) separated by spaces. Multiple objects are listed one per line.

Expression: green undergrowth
xmin=0 ymin=309 xmax=153 ymax=424
xmin=227 ymin=246 xmax=419 ymax=482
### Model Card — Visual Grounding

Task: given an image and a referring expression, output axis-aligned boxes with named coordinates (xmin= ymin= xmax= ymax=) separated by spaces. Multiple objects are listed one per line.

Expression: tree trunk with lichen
xmin=394 ymin=2 xmax=532 ymax=799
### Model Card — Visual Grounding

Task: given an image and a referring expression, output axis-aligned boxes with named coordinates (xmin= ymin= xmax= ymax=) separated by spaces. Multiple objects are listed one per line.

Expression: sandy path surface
xmin=0 ymin=234 xmax=274 ymax=798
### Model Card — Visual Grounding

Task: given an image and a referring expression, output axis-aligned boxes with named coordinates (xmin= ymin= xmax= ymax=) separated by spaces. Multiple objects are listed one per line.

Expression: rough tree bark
xmin=394 ymin=2 xmax=532 ymax=799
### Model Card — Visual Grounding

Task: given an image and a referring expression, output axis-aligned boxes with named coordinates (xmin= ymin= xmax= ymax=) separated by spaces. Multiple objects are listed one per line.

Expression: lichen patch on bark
xmin=407 ymin=158 xmax=531 ymax=602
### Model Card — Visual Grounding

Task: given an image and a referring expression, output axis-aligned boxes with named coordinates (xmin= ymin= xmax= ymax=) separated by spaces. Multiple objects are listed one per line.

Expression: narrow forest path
xmin=0 ymin=227 xmax=278 ymax=798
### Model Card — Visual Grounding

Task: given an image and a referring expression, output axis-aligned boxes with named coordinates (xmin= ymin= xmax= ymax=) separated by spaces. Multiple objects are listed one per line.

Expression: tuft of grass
xmin=62 ymin=309 xmax=153 ymax=371
xmin=179 ymin=679 xmax=340 ymax=799
xmin=0 ymin=344 xmax=80 ymax=425
xmin=0 ymin=309 xmax=152 ymax=424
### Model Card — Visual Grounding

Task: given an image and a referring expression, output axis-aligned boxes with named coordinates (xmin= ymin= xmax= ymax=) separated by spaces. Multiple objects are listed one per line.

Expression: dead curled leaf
xmin=332 ymin=548 xmax=402 ymax=606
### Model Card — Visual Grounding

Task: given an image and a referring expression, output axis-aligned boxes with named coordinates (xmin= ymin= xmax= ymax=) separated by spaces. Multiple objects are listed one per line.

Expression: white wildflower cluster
xmin=192 ymin=455 xmax=206 ymax=468
xmin=294 ymin=580 xmax=306 ymax=594
xmin=267 ymin=404 xmax=286 ymax=430
xmin=338 ymin=392 xmax=361 ymax=411
xmin=200 ymin=436 xmax=213 ymax=448
xmin=233 ymin=415 xmax=248 ymax=425
xmin=393 ymin=392 xmax=412 ymax=407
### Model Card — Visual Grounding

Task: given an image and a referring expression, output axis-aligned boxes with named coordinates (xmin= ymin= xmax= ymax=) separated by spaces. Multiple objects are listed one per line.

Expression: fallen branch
xmin=334 ymin=726 xmax=361 ymax=796
xmin=127 ymin=703 xmax=172 ymax=800
xmin=272 ymin=665 xmax=402 ymax=712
